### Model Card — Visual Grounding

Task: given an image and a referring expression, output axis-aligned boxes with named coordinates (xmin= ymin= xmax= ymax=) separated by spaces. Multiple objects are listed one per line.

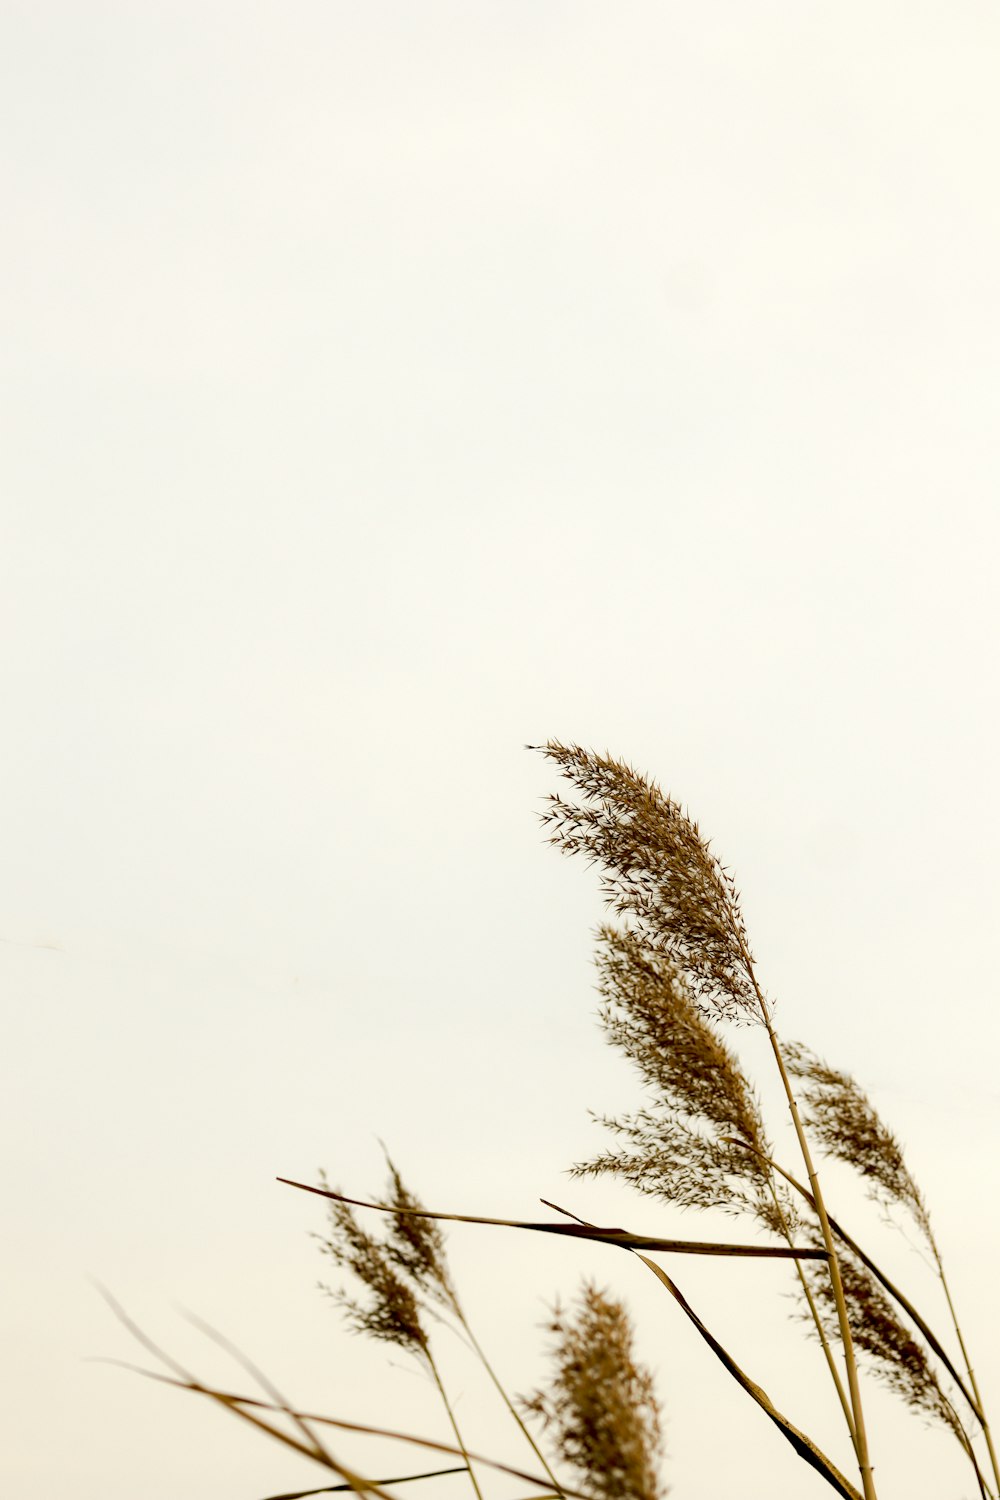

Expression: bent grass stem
xmin=425 ymin=1347 xmax=485 ymax=1500
xmin=744 ymin=976 xmax=878 ymax=1500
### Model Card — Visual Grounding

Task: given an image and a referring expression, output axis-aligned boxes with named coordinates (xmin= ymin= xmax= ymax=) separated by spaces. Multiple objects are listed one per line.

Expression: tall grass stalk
xmin=762 ymin=1013 xmax=875 ymax=1496
xmin=937 ymin=1266 xmax=1000 ymax=1493
xmin=111 ymin=743 xmax=996 ymax=1500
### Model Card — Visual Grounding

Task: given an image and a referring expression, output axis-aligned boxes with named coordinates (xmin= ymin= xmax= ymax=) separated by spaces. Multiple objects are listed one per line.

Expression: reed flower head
xmin=537 ymin=743 xmax=759 ymax=1023
xmin=521 ymin=1282 xmax=666 ymax=1500
xmin=572 ymin=927 xmax=793 ymax=1236
xmin=315 ymin=1173 xmax=428 ymax=1356
xmin=785 ymin=1043 xmax=933 ymax=1245
xmin=802 ymin=1246 xmax=960 ymax=1436
xmin=381 ymin=1152 xmax=459 ymax=1312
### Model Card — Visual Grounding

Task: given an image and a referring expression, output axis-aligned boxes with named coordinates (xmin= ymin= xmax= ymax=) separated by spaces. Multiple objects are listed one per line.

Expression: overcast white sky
xmin=3 ymin=5 xmax=999 ymax=1499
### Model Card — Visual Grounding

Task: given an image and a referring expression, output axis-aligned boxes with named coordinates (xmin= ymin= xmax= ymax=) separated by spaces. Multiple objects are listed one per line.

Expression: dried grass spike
xmin=381 ymin=1151 xmax=459 ymax=1311
xmin=315 ymin=1173 xmax=427 ymax=1355
xmin=520 ymin=1282 xmax=666 ymax=1500
xmin=802 ymin=1246 xmax=960 ymax=1435
xmin=572 ymin=926 xmax=794 ymax=1236
xmin=784 ymin=1044 xmax=932 ymax=1243
xmin=537 ymin=743 xmax=759 ymax=1023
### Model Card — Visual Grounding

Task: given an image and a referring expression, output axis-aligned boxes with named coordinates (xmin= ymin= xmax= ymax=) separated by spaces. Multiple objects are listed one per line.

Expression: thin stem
xmin=763 ymin=1174 xmax=856 ymax=1445
xmin=763 ymin=1010 xmax=876 ymax=1500
xmin=452 ymin=1308 xmax=565 ymax=1495
xmin=424 ymin=1347 xmax=485 ymax=1500
xmin=735 ymin=945 xmax=877 ymax=1500
xmin=949 ymin=1407 xmax=995 ymax=1500
xmin=935 ymin=1254 xmax=1000 ymax=1495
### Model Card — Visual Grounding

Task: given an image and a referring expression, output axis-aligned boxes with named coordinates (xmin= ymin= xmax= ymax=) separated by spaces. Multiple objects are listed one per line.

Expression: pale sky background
xmin=3 ymin=4 xmax=999 ymax=1499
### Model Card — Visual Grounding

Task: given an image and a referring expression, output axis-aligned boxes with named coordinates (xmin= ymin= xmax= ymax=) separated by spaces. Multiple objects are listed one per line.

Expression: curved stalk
xmin=450 ymin=1308 xmax=565 ymax=1494
xmin=542 ymin=1200 xmax=860 ymax=1499
xmin=425 ymin=1348 xmax=485 ymax=1500
xmin=748 ymin=980 xmax=878 ymax=1500
xmin=935 ymin=1255 xmax=1000 ymax=1495
xmin=763 ymin=1173 xmax=856 ymax=1445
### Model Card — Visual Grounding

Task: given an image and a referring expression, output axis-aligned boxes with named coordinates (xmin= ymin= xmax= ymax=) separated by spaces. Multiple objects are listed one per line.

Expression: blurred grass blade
xmin=257 ymin=1467 xmax=468 ymax=1500
xmin=98 ymin=1291 xmax=401 ymax=1500
xmin=179 ymin=1306 xmax=343 ymax=1471
xmin=278 ymin=1180 xmax=827 ymax=1260
xmin=106 ymin=1361 xmax=586 ymax=1498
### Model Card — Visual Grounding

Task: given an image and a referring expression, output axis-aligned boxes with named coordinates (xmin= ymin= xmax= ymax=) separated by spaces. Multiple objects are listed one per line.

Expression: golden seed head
xmin=572 ymin=926 xmax=795 ymax=1235
xmin=315 ymin=1173 xmax=428 ymax=1356
xmin=382 ymin=1153 xmax=459 ymax=1311
xmin=802 ymin=1246 xmax=958 ymax=1432
xmin=785 ymin=1043 xmax=932 ymax=1244
xmin=521 ymin=1282 xmax=667 ymax=1500
xmin=538 ymin=743 xmax=759 ymax=1024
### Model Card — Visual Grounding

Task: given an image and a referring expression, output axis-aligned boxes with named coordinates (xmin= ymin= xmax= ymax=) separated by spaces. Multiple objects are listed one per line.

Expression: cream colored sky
xmin=3 ymin=4 xmax=999 ymax=1498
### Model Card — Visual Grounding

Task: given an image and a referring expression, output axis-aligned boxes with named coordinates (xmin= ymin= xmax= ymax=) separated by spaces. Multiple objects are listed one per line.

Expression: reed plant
xmin=110 ymin=743 xmax=996 ymax=1500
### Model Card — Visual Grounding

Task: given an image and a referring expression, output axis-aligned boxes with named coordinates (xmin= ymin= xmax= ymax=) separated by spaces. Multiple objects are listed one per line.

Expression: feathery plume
xmin=573 ymin=927 xmax=794 ymax=1236
xmin=784 ymin=1045 xmax=932 ymax=1243
xmin=521 ymin=1283 xmax=666 ymax=1500
xmin=802 ymin=1245 xmax=960 ymax=1435
xmin=381 ymin=1152 xmax=459 ymax=1311
xmin=315 ymin=1172 xmax=428 ymax=1356
xmin=536 ymin=743 xmax=758 ymax=1022
xmin=315 ymin=1166 xmax=486 ymax=1500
